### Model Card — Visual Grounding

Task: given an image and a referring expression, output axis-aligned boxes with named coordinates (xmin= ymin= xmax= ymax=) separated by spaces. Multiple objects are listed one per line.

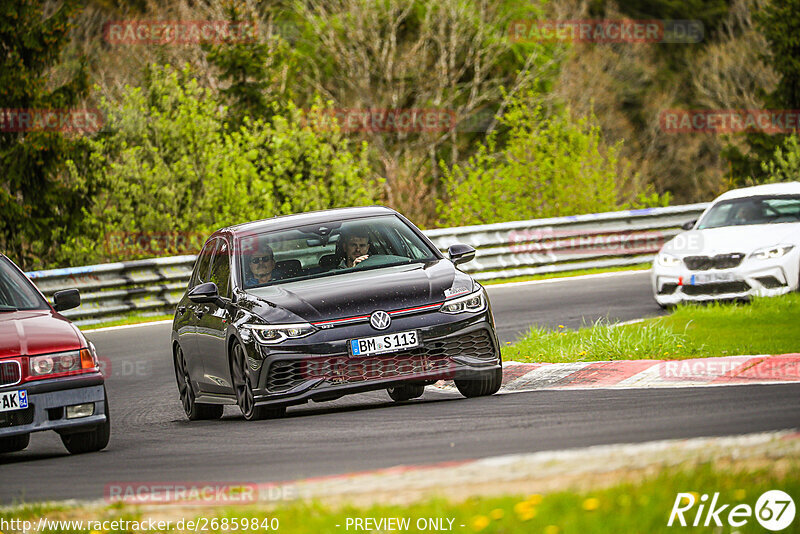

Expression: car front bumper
xmin=652 ymin=252 xmax=800 ymax=305
xmin=0 ymin=373 xmax=108 ymax=438
xmin=244 ymin=311 xmax=501 ymax=407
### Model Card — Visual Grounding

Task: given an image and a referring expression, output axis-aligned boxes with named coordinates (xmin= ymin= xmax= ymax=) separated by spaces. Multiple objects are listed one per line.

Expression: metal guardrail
xmin=26 ymin=203 xmax=709 ymax=325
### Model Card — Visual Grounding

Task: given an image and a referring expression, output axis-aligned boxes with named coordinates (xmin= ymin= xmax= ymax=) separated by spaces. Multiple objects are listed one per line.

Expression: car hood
xmin=662 ymin=223 xmax=800 ymax=256
xmin=243 ymin=260 xmax=474 ymax=322
xmin=0 ymin=310 xmax=84 ymax=359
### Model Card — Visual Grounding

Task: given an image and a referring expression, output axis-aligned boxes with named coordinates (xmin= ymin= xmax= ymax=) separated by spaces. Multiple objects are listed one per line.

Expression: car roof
xmin=714 ymin=181 xmax=800 ymax=202
xmin=218 ymin=206 xmax=399 ymax=238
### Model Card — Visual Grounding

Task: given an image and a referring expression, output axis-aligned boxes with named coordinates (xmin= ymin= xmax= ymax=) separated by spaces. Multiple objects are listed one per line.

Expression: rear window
xmin=236 ymin=215 xmax=438 ymax=289
xmin=0 ymin=257 xmax=49 ymax=311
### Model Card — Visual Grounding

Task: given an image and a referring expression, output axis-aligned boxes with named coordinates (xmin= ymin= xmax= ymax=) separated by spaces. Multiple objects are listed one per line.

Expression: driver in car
xmin=732 ymin=203 xmax=762 ymax=225
xmin=339 ymin=229 xmax=371 ymax=268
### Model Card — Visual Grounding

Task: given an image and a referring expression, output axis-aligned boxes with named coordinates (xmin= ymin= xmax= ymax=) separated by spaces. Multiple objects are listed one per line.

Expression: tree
xmin=203 ymin=2 xmax=296 ymax=130
xmin=725 ymin=0 xmax=800 ymax=184
xmin=294 ymin=0 xmax=562 ymax=225
xmin=0 ymin=0 xmax=97 ymax=269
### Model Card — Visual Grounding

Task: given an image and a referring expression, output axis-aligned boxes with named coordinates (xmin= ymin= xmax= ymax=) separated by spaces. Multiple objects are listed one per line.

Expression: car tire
xmin=455 ymin=367 xmax=503 ymax=398
xmin=231 ymin=341 xmax=286 ymax=421
xmin=60 ymin=391 xmax=111 ymax=454
xmin=0 ymin=433 xmax=30 ymax=453
xmin=387 ymin=384 xmax=425 ymax=402
xmin=174 ymin=345 xmax=223 ymax=421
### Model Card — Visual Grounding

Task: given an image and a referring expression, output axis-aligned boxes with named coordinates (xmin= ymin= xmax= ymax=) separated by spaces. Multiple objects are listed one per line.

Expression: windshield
xmin=236 ymin=215 xmax=439 ymax=289
xmin=0 ymin=257 xmax=49 ymax=311
xmin=696 ymin=195 xmax=800 ymax=230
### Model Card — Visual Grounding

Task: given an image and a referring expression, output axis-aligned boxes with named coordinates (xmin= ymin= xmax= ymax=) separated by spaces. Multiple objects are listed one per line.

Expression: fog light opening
xmin=65 ymin=403 xmax=95 ymax=419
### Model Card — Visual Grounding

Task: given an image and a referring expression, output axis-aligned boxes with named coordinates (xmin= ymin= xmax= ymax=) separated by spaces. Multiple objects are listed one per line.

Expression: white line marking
xmin=81 ymin=319 xmax=173 ymax=333
xmin=485 ymin=269 xmax=649 ymax=290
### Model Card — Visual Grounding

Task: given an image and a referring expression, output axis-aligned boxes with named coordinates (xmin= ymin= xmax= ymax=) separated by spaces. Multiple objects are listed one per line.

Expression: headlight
xmin=440 ymin=288 xmax=487 ymax=314
xmin=244 ymin=323 xmax=316 ymax=344
xmin=751 ymin=245 xmax=794 ymax=260
xmin=657 ymin=253 xmax=681 ymax=267
xmin=29 ymin=348 xmax=96 ymax=377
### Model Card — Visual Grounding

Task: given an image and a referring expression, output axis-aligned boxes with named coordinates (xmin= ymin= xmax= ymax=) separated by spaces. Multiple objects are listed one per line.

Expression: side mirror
xmin=681 ymin=220 xmax=697 ymax=231
xmin=53 ymin=289 xmax=81 ymax=312
xmin=188 ymin=282 xmax=220 ymax=304
xmin=447 ymin=244 xmax=476 ymax=266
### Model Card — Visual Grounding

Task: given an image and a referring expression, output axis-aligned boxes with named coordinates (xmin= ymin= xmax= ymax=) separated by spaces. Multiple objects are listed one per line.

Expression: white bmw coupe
xmin=652 ymin=182 xmax=800 ymax=307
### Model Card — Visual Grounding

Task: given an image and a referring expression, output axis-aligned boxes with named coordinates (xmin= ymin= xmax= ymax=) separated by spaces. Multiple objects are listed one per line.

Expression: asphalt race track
xmin=2 ymin=271 xmax=798 ymax=503
xmin=486 ymin=271 xmax=666 ymax=340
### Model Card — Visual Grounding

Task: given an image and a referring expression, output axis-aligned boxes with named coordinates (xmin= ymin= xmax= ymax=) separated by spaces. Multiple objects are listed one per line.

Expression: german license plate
xmin=350 ymin=330 xmax=420 ymax=356
xmin=0 ymin=390 xmax=28 ymax=413
xmin=691 ymin=273 xmax=737 ymax=284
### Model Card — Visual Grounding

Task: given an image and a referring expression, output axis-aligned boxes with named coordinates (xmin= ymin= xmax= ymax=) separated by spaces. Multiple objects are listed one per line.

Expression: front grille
xmin=681 ymin=281 xmax=751 ymax=295
xmin=683 ymin=253 xmax=745 ymax=271
xmin=0 ymin=360 xmax=21 ymax=387
xmin=0 ymin=405 xmax=34 ymax=428
xmin=266 ymin=330 xmax=496 ymax=393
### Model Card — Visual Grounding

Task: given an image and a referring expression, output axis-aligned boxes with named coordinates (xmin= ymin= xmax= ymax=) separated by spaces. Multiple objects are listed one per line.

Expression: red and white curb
xmin=435 ymin=354 xmax=800 ymax=393
xmin=497 ymin=354 xmax=800 ymax=391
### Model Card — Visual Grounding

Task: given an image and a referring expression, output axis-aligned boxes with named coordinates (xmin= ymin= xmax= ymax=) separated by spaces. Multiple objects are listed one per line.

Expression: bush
xmin=760 ymin=134 xmax=800 ymax=183
xmin=437 ymin=92 xmax=667 ymax=227
xmin=62 ymin=64 xmax=378 ymax=265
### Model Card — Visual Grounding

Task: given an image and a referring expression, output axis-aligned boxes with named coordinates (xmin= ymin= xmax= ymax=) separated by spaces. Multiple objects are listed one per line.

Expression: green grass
xmin=504 ymin=293 xmax=800 ymax=363
xmin=251 ymin=464 xmax=797 ymax=533
xmin=2 ymin=462 xmax=795 ymax=533
xmin=482 ymin=264 xmax=650 ymax=285
xmin=78 ymin=313 xmax=173 ymax=331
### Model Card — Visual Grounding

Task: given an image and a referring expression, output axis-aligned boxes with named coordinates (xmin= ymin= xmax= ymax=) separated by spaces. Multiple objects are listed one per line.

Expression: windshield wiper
xmin=0 ymin=305 xmax=19 ymax=312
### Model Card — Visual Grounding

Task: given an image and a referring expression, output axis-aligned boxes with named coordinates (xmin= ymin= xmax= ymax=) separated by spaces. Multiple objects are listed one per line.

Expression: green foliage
xmin=506 ymin=292 xmax=800 ymax=363
xmin=62 ymin=64 xmax=378 ymax=264
xmin=437 ymin=92 xmax=667 ymax=226
xmin=759 ymin=135 xmax=800 ymax=184
xmin=0 ymin=0 xmax=97 ymax=270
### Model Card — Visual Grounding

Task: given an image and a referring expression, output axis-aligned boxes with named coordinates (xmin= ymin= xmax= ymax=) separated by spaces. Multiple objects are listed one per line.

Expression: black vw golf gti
xmin=171 ymin=207 xmax=502 ymax=421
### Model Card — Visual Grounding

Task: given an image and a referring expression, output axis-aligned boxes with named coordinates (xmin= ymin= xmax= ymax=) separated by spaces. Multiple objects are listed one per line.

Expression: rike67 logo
xmin=668 ymin=490 xmax=795 ymax=531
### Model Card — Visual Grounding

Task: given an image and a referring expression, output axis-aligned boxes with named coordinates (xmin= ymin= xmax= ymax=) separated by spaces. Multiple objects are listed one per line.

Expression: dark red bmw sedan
xmin=0 ymin=254 xmax=110 ymax=455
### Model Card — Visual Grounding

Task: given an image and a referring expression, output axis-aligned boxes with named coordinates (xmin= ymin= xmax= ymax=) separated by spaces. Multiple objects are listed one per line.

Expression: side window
xmin=190 ymin=239 xmax=216 ymax=288
xmin=209 ymin=240 xmax=232 ymax=298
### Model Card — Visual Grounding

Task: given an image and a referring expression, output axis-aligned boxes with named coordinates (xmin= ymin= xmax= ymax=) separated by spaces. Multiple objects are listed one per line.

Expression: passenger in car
xmin=245 ymin=245 xmax=276 ymax=287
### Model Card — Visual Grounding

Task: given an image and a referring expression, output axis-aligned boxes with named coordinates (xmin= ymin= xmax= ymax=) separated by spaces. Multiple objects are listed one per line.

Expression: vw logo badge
xmin=370 ymin=310 xmax=391 ymax=330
